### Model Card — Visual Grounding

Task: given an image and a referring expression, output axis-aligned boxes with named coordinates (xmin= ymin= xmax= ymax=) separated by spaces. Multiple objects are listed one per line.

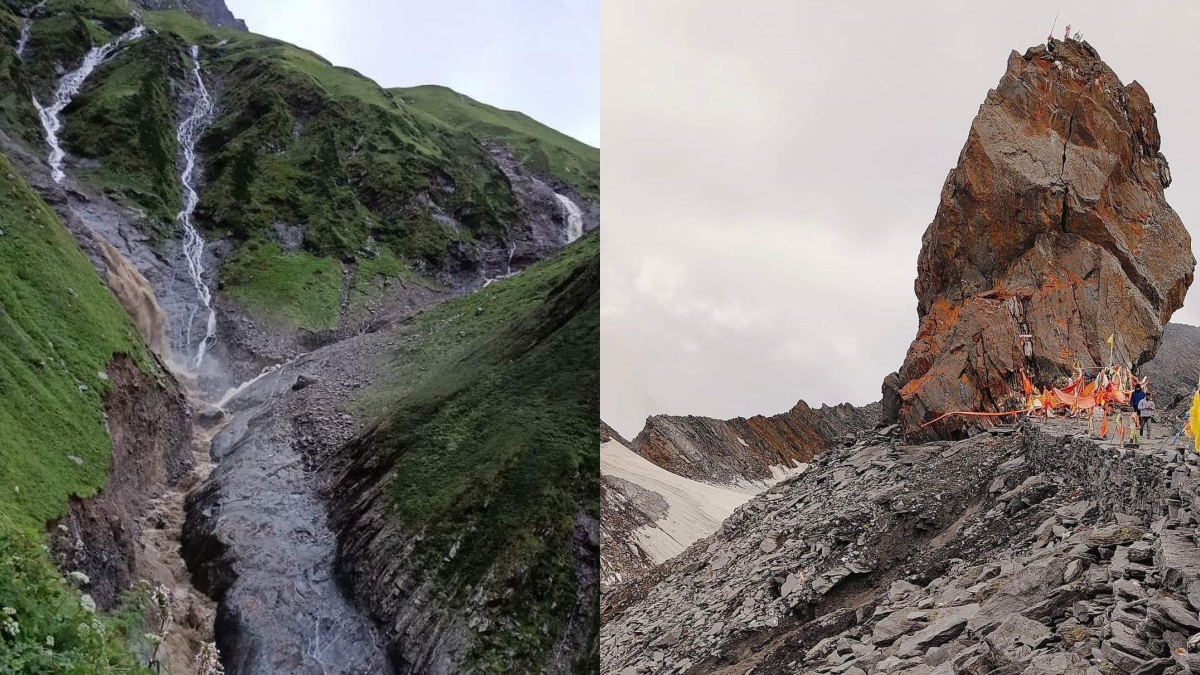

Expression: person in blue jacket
xmin=1130 ymin=383 xmax=1146 ymax=433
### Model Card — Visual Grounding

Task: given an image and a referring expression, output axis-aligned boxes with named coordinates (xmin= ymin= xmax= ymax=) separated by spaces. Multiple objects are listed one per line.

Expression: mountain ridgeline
xmin=0 ymin=0 xmax=598 ymax=673
xmin=599 ymin=401 xmax=880 ymax=591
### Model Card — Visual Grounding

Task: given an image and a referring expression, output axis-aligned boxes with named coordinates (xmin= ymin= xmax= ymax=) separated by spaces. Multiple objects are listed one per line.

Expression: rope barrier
xmin=920 ymin=409 xmax=1029 ymax=428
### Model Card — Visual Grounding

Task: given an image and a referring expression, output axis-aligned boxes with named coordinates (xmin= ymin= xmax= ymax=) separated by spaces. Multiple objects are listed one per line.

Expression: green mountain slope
xmin=0 ymin=1 xmax=599 ymax=670
xmin=0 ymin=153 xmax=149 ymax=530
xmin=336 ymin=232 xmax=600 ymax=673
xmin=0 ymin=152 xmax=158 ymax=675
xmin=395 ymin=84 xmax=600 ymax=199
xmin=3 ymin=0 xmax=596 ymax=331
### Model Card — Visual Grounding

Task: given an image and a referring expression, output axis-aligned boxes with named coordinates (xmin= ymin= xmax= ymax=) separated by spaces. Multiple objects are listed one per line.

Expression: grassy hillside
xmin=63 ymin=32 xmax=185 ymax=223
xmin=395 ymin=84 xmax=600 ymax=199
xmin=6 ymin=1 xmax=597 ymax=330
xmin=358 ymin=231 xmax=599 ymax=673
xmin=0 ymin=153 xmax=149 ymax=530
xmin=0 ymin=150 xmax=156 ymax=674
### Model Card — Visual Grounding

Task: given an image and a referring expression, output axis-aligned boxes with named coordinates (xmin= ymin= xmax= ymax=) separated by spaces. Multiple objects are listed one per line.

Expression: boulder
xmin=881 ymin=39 xmax=1194 ymax=440
xmin=896 ymin=616 xmax=968 ymax=658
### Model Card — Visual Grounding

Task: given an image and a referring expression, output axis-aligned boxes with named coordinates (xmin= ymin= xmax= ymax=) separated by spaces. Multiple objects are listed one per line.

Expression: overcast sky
xmin=601 ymin=0 xmax=1200 ymax=437
xmin=225 ymin=0 xmax=599 ymax=147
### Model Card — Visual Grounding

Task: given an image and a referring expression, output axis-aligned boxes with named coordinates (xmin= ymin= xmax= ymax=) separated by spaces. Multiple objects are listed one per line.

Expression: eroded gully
xmin=27 ymin=32 xmax=390 ymax=674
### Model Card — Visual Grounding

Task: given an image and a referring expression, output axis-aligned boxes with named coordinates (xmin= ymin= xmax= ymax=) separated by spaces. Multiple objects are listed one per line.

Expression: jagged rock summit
xmin=632 ymin=401 xmax=880 ymax=489
xmin=882 ymin=38 xmax=1194 ymax=440
xmin=600 ymin=402 xmax=879 ymax=590
xmin=598 ymin=327 xmax=1200 ymax=675
xmin=136 ymin=0 xmax=247 ymax=30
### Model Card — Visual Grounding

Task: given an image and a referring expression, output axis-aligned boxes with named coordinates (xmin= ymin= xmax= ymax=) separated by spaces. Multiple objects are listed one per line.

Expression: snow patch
xmin=603 ymin=439 xmax=751 ymax=565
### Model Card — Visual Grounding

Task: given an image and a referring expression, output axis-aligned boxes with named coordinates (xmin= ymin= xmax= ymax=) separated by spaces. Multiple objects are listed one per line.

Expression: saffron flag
xmin=1190 ymin=392 xmax=1200 ymax=452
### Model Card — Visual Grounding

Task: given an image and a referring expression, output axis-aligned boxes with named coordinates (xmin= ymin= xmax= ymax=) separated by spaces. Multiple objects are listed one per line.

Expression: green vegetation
xmin=63 ymin=33 xmax=184 ymax=222
xmin=348 ymin=247 xmax=442 ymax=308
xmin=21 ymin=0 xmax=135 ymax=98
xmin=0 ymin=514 xmax=153 ymax=675
xmin=141 ymin=8 xmax=241 ymax=44
xmin=395 ymin=84 xmax=600 ymax=199
xmin=191 ymin=31 xmax=519 ymax=262
xmin=10 ymin=2 xmax=597 ymax=332
xmin=0 ymin=153 xmax=147 ymax=530
xmin=360 ymin=232 xmax=599 ymax=672
xmin=0 ymin=5 xmax=44 ymax=148
xmin=221 ymin=238 xmax=343 ymax=332
xmin=0 ymin=150 xmax=155 ymax=672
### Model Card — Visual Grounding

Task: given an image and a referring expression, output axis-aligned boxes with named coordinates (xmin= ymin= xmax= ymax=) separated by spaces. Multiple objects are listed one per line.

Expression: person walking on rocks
xmin=1128 ymin=381 xmax=1147 ymax=432
xmin=1138 ymin=391 xmax=1156 ymax=439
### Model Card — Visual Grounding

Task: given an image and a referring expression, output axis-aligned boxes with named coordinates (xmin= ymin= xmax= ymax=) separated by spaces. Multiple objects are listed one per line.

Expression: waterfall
xmin=94 ymin=236 xmax=172 ymax=362
xmin=15 ymin=21 xmax=31 ymax=59
xmin=15 ymin=0 xmax=46 ymax=60
xmin=555 ymin=193 xmax=583 ymax=244
xmin=506 ymin=241 xmax=516 ymax=275
xmin=176 ymin=45 xmax=217 ymax=371
xmin=32 ymin=24 xmax=145 ymax=183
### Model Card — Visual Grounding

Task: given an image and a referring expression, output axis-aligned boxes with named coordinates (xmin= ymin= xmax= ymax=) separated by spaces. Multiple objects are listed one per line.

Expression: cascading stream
xmin=175 ymin=45 xmax=217 ymax=371
xmin=14 ymin=0 xmax=46 ymax=60
xmin=32 ymin=24 xmax=145 ymax=183
xmin=15 ymin=20 xmax=32 ymax=59
xmin=555 ymin=192 xmax=584 ymax=243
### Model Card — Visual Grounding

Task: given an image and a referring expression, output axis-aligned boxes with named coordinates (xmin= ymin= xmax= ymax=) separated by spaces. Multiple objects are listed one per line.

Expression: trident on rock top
xmin=1047 ymin=10 xmax=1059 ymax=43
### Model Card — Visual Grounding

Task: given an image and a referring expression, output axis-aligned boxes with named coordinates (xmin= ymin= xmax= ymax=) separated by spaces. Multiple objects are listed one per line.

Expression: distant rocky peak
xmin=630 ymin=400 xmax=879 ymax=489
xmin=136 ymin=0 xmax=247 ymax=30
xmin=600 ymin=420 xmax=631 ymax=447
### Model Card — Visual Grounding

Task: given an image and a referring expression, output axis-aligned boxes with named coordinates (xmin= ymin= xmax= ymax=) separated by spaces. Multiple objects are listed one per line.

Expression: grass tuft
xmin=220 ymin=238 xmax=343 ymax=331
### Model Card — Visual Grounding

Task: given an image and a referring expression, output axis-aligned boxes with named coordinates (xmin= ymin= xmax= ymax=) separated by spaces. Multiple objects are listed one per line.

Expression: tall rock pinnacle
xmin=881 ymin=39 xmax=1194 ymax=440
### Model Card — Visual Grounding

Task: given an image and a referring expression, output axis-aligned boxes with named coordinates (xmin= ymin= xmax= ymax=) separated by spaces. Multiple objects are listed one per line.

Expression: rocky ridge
xmin=600 ymin=401 xmax=877 ymax=590
xmin=601 ymin=424 xmax=753 ymax=590
xmin=601 ymin=415 xmax=1200 ymax=675
xmin=1140 ymin=323 xmax=1200 ymax=418
xmin=136 ymin=0 xmax=247 ymax=30
xmin=881 ymin=38 xmax=1194 ymax=440
xmin=632 ymin=401 xmax=879 ymax=489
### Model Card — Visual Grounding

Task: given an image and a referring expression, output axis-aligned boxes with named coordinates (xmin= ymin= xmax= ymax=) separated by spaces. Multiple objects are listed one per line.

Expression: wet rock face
xmin=180 ymin=344 xmax=392 ymax=675
xmin=485 ymin=142 xmax=599 ymax=273
xmin=631 ymin=401 xmax=879 ymax=488
xmin=883 ymin=39 xmax=1194 ymax=440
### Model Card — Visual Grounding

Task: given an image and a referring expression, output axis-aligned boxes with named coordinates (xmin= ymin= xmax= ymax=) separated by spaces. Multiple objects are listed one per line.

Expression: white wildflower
xmin=45 ymin=635 xmax=54 ymax=648
xmin=195 ymin=641 xmax=224 ymax=675
xmin=67 ymin=571 xmax=90 ymax=586
xmin=2 ymin=616 xmax=18 ymax=638
xmin=152 ymin=584 xmax=173 ymax=626
xmin=79 ymin=594 xmax=96 ymax=613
